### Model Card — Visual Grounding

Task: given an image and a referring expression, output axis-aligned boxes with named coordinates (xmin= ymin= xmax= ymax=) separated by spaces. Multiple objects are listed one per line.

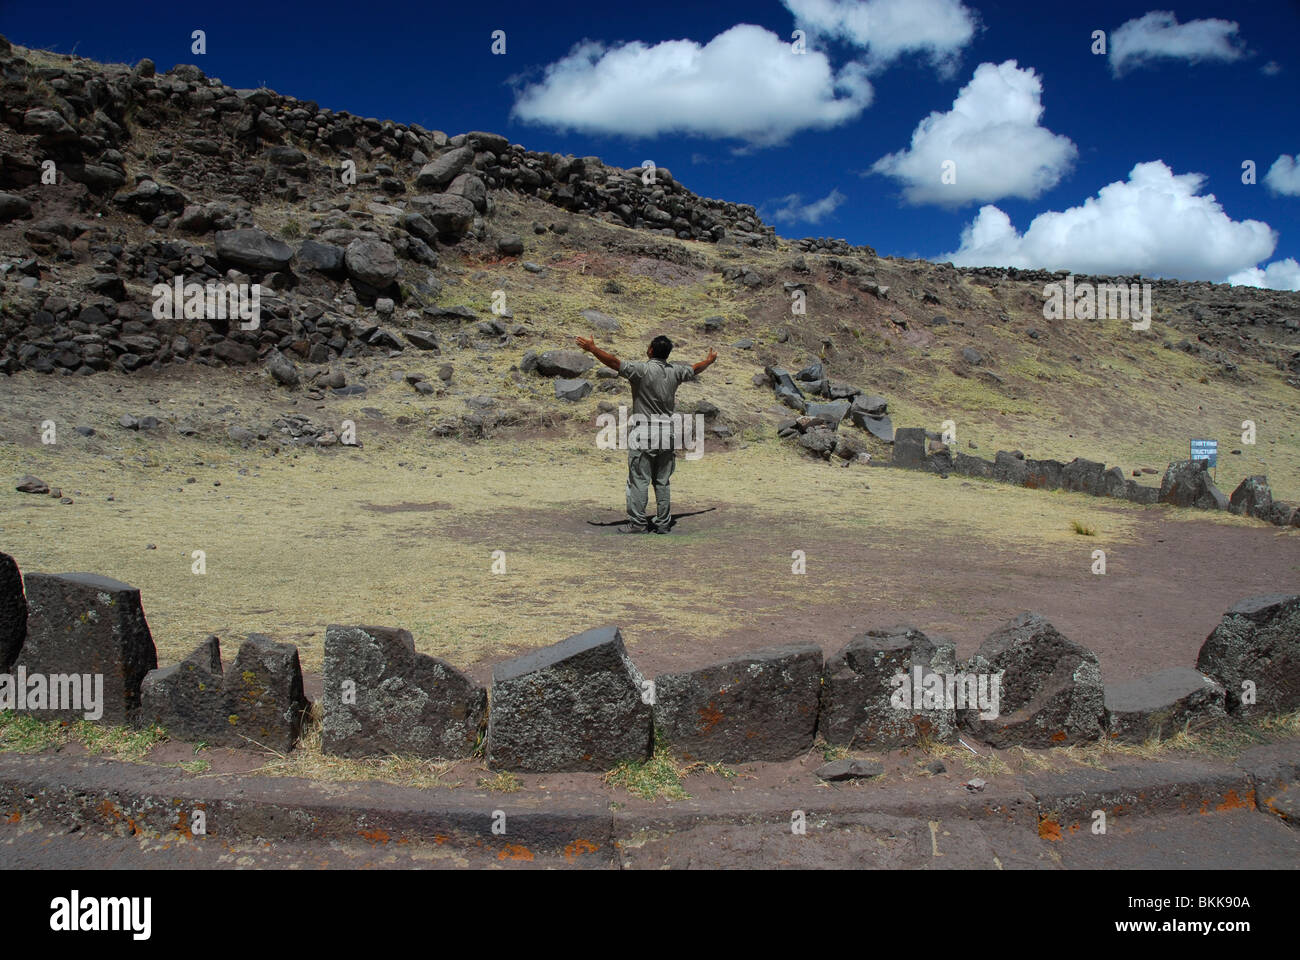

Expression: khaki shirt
xmin=618 ymin=358 xmax=697 ymax=418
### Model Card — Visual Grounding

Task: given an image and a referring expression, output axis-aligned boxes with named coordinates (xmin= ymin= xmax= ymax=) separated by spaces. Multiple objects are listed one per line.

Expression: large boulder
xmin=296 ymin=239 xmax=345 ymax=274
xmin=344 ymin=238 xmax=399 ymax=289
xmin=15 ymin=573 xmax=157 ymax=723
xmin=139 ymin=636 xmax=225 ymax=741
xmin=321 ymin=624 xmax=486 ymax=759
xmin=961 ymin=613 xmax=1104 ymax=747
xmin=1061 ymin=458 xmax=1106 ymax=495
xmin=486 ymin=625 xmax=652 ymax=771
xmin=891 ymin=427 xmax=927 ymax=468
xmin=214 ymin=228 xmax=293 ymax=272
xmin=554 ymin=377 xmax=592 ymax=402
xmin=415 ymin=146 xmax=474 ymax=188
xmin=1195 ymin=594 xmax=1300 ymax=713
xmin=1160 ymin=460 xmax=1228 ymax=510
xmin=140 ymin=634 xmax=309 ymax=751
xmin=818 ymin=627 xmax=959 ymax=748
xmin=654 ymin=644 xmax=822 ymax=761
xmin=804 ymin=400 xmax=850 ymax=429
xmin=1023 ymin=458 xmax=1065 ymax=490
xmin=1103 ymin=667 xmax=1226 ymax=743
xmin=1229 ymin=475 xmax=1272 ymax=520
xmin=952 ymin=453 xmax=994 ymax=479
xmin=0 ymin=552 xmax=25 ymax=672
xmin=408 ymin=194 xmax=475 ymax=239
xmin=993 ymin=450 xmax=1029 ymax=485
xmin=535 ymin=349 xmax=594 ymax=378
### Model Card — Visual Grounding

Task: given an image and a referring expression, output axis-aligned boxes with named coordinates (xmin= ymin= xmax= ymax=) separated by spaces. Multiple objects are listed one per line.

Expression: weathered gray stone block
xmin=0 ymin=551 xmax=25 ymax=671
xmin=892 ymin=427 xmax=927 ymax=468
xmin=1061 ymin=457 xmax=1106 ymax=495
xmin=1104 ymin=667 xmax=1227 ymax=743
xmin=1196 ymin=594 xmax=1300 ymax=713
xmin=1023 ymin=458 xmax=1064 ymax=490
xmin=321 ymin=624 xmax=485 ymax=759
xmin=16 ymin=572 xmax=157 ymax=723
xmin=993 ymin=450 xmax=1029 ymax=485
xmin=818 ymin=626 xmax=959 ymax=747
xmin=487 ymin=625 xmax=652 ymax=771
xmin=654 ymin=643 xmax=821 ymax=762
xmin=1229 ymin=475 xmax=1272 ymax=519
xmin=140 ymin=633 xmax=310 ymax=751
xmin=962 ymin=613 xmax=1104 ymax=747
xmin=1160 ymin=460 xmax=1228 ymax=510
xmin=951 ymin=453 xmax=994 ymax=479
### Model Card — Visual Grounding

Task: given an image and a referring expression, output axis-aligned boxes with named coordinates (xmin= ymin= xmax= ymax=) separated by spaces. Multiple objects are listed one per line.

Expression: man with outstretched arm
xmin=576 ymin=334 xmax=718 ymax=534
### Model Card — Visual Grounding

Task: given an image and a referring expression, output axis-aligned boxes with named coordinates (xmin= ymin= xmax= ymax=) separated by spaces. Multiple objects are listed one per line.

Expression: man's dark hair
xmin=649 ymin=335 xmax=673 ymax=360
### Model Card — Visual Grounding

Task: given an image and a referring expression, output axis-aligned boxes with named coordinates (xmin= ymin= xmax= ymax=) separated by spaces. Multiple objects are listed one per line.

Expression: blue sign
xmin=1190 ymin=438 xmax=1217 ymax=468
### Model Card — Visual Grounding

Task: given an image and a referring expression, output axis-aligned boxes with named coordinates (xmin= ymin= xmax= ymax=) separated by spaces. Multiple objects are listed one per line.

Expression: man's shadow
xmin=587 ymin=507 xmax=717 ymax=531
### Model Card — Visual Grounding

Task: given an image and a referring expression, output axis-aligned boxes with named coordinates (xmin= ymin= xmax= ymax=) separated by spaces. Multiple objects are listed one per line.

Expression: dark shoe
xmin=649 ymin=523 xmax=671 ymax=534
xmin=616 ymin=523 xmax=647 ymax=534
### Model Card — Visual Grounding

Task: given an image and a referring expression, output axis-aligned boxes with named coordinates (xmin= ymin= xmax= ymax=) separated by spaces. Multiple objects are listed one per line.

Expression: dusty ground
xmin=0 ymin=363 xmax=1296 ymax=684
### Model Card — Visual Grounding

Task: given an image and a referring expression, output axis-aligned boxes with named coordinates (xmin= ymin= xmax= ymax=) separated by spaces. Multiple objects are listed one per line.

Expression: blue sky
xmin=7 ymin=1 xmax=1300 ymax=286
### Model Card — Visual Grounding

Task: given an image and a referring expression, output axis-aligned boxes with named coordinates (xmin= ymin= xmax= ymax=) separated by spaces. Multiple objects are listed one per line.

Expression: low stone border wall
xmin=1 ymin=550 xmax=1295 ymax=769
xmin=889 ymin=426 xmax=1300 ymax=528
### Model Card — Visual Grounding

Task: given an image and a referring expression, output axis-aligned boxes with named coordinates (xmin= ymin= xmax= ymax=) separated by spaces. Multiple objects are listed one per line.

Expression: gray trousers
xmin=626 ymin=449 xmax=675 ymax=528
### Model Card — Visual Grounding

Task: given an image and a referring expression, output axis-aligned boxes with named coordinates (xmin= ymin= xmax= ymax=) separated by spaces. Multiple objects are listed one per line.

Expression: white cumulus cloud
xmin=1228 ymin=258 xmax=1300 ymax=291
xmin=869 ymin=61 xmax=1077 ymax=207
xmin=939 ymin=161 xmax=1279 ymax=282
xmin=510 ymin=25 xmax=873 ymax=146
xmin=1110 ymin=11 xmax=1247 ymax=76
xmin=782 ymin=0 xmax=977 ymax=74
xmin=768 ymin=189 xmax=847 ymax=225
xmin=1264 ymin=154 xmax=1300 ymax=196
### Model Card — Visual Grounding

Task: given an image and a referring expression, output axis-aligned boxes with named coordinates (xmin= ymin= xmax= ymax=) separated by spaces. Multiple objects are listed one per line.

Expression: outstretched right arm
xmin=575 ymin=336 xmax=621 ymax=372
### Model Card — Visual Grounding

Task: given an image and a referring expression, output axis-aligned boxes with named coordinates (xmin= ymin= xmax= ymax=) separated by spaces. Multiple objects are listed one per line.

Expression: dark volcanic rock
xmin=486 ymin=625 xmax=652 ymax=772
xmin=891 ymin=427 xmax=927 ymax=468
xmin=141 ymin=633 xmax=309 ymax=751
xmin=321 ymin=624 xmax=486 ymax=759
xmin=215 ymin=228 xmax=293 ymax=272
xmin=296 ymin=239 xmax=345 ymax=274
xmin=1229 ymin=475 xmax=1272 ymax=520
xmin=344 ymin=238 xmax=399 ymax=289
xmin=218 ymin=634 xmax=310 ymax=752
xmin=961 ymin=613 xmax=1104 ymax=747
xmin=535 ymin=349 xmax=594 ymax=378
xmin=15 ymin=572 xmax=157 ymax=723
xmin=654 ymin=643 xmax=822 ymax=762
xmin=139 ymin=635 xmax=225 ymax=741
xmin=818 ymin=626 xmax=959 ymax=748
xmin=0 ymin=552 xmax=26 ymax=671
xmin=1103 ymin=667 xmax=1226 ymax=743
xmin=1160 ymin=459 xmax=1228 ymax=510
xmin=1196 ymin=594 xmax=1300 ymax=713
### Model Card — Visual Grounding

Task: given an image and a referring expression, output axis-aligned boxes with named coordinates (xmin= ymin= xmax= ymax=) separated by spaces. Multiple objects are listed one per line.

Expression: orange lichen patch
xmin=1038 ymin=818 xmax=1062 ymax=841
xmin=564 ymin=838 xmax=600 ymax=863
xmin=498 ymin=843 xmax=534 ymax=861
xmin=6 ymin=811 xmax=19 ymax=824
xmin=1050 ymin=731 xmax=1067 ymax=742
xmin=358 ymin=827 xmax=391 ymax=844
xmin=698 ymin=704 xmax=723 ymax=734
xmin=97 ymin=799 xmax=122 ymax=821
xmin=433 ymin=834 xmax=449 ymax=845
xmin=1216 ymin=789 xmax=1255 ymax=812
xmin=1068 ymin=823 xmax=1080 ymax=833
